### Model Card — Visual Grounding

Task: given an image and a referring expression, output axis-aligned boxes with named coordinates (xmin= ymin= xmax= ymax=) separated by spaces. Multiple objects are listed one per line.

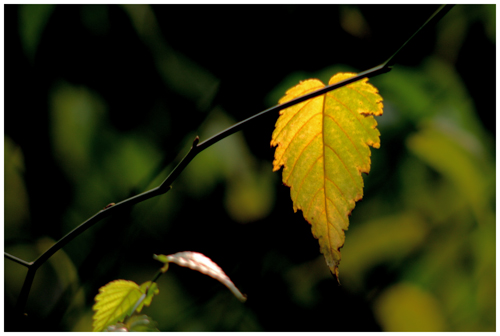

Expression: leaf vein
xmin=279 ymin=111 xmax=322 ymax=167
xmin=285 ymin=131 xmax=321 ymax=186
xmin=324 ymin=113 xmax=363 ymax=162
xmin=324 ymin=197 xmax=346 ymax=236
xmin=274 ymin=97 xmax=317 ymax=145
xmin=319 ymin=212 xmax=342 ymax=247
xmin=321 ymin=93 xmax=332 ymax=261
xmin=292 ymin=153 xmax=322 ymax=197
xmin=324 ymin=143 xmax=357 ymax=187
xmin=304 ymin=187 xmax=323 ymax=220
xmin=347 ymin=85 xmax=377 ymax=113
xmin=324 ymin=175 xmax=347 ymax=204
xmin=328 ymin=92 xmax=375 ymax=139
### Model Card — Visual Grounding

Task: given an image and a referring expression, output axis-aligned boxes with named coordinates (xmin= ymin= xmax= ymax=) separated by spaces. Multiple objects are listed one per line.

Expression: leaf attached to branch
xmin=155 ymin=251 xmax=247 ymax=302
xmin=271 ymin=72 xmax=383 ymax=281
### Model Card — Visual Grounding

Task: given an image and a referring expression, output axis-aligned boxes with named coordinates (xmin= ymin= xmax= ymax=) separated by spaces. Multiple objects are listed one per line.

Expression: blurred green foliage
xmin=4 ymin=4 xmax=495 ymax=332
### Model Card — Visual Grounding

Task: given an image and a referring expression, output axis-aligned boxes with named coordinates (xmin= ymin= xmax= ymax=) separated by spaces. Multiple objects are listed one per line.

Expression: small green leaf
xmin=136 ymin=281 xmax=159 ymax=312
xmin=154 ymin=254 xmax=170 ymax=272
xmin=92 ymin=280 xmax=159 ymax=332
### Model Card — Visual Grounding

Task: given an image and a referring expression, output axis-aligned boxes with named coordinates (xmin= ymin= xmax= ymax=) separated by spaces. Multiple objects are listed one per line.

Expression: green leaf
xmin=137 ymin=281 xmax=159 ymax=312
xmin=271 ymin=72 xmax=383 ymax=280
xmin=158 ymin=251 xmax=247 ymax=302
xmin=92 ymin=280 xmax=159 ymax=332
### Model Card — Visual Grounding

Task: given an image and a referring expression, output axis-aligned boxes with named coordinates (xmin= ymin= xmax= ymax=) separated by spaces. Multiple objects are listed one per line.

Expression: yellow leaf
xmin=92 ymin=280 xmax=159 ymax=332
xmin=271 ymin=72 xmax=383 ymax=280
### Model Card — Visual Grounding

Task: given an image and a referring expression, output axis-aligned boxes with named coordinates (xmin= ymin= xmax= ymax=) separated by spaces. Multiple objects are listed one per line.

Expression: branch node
xmin=192 ymin=136 xmax=200 ymax=148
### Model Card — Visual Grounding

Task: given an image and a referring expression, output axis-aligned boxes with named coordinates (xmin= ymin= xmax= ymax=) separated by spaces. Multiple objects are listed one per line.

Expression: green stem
xmin=129 ymin=264 xmax=168 ymax=315
xmin=151 ymin=270 xmax=164 ymax=284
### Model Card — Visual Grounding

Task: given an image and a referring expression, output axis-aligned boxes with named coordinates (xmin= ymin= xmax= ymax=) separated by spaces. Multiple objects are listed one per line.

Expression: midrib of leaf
xmin=282 ymin=92 xmax=352 ymax=232
xmin=321 ymin=93 xmax=334 ymax=256
xmin=325 ymin=96 xmax=354 ymax=241
xmin=324 ymin=96 xmax=354 ymax=228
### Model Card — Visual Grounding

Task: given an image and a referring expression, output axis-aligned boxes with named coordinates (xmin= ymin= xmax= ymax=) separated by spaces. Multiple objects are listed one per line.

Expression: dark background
xmin=4 ymin=4 xmax=495 ymax=331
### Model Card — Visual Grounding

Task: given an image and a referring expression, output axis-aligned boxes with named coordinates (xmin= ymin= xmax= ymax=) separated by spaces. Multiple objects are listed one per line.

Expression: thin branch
xmin=384 ymin=5 xmax=454 ymax=67
xmin=6 ymin=4 xmax=453 ymax=318
xmin=4 ymin=252 xmax=32 ymax=267
xmin=196 ymin=64 xmax=391 ymax=153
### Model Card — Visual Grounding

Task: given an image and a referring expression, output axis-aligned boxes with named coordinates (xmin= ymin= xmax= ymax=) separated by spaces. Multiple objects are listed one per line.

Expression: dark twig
xmin=384 ymin=4 xmax=454 ymax=67
xmin=4 ymin=252 xmax=33 ymax=267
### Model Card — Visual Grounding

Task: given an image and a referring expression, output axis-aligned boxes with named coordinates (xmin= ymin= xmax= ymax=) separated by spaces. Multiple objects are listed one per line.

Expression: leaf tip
xmin=333 ymin=268 xmax=341 ymax=285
